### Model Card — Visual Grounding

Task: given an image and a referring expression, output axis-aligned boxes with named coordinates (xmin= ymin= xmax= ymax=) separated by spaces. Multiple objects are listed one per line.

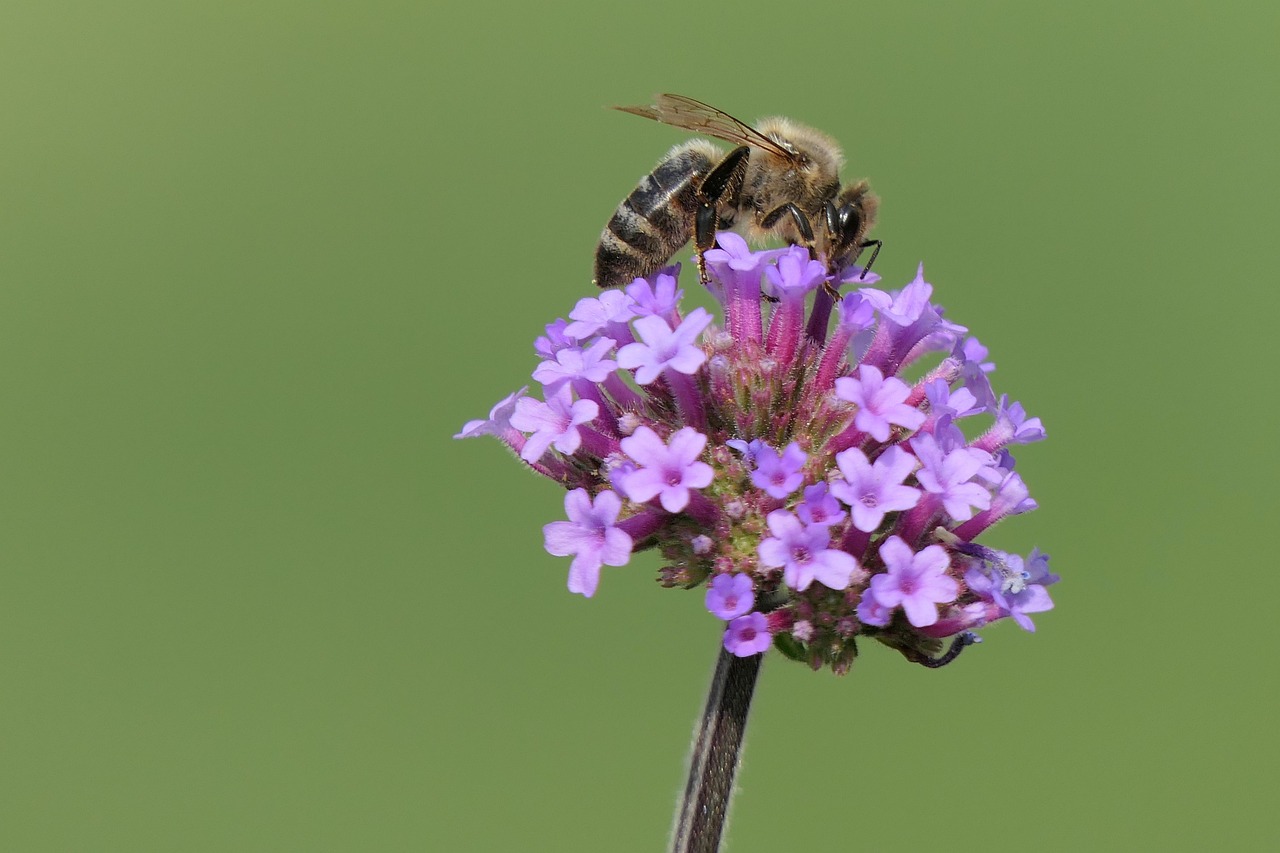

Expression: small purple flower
xmin=763 ymin=246 xmax=826 ymax=300
xmin=866 ymin=536 xmax=959 ymax=628
xmin=563 ymin=290 xmax=637 ymax=340
xmin=837 ymin=291 xmax=878 ymax=334
xmin=911 ymin=432 xmax=995 ymax=522
xmin=625 ymin=267 xmax=683 ymax=318
xmin=704 ymin=232 xmax=783 ymax=289
xmin=796 ymin=482 xmax=846 ymax=528
xmin=534 ymin=320 xmax=577 ymax=359
xmin=924 ymin=378 xmax=981 ymax=421
xmin=835 ymin=364 xmax=926 ymax=442
xmin=706 ymin=574 xmax=755 ymax=620
xmin=964 ymin=549 xmax=1056 ymax=632
xmin=1026 ymin=548 xmax=1059 ymax=587
xmin=830 ymin=445 xmax=922 ymax=532
xmin=750 ymin=441 xmax=807 ymax=499
xmin=531 ymin=337 xmax=618 ymax=393
xmin=509 ymin=385 xmax=598 ymax=463
xmin=543 ymin=489 xmax=634 ymax=598
xmin=617 ymin=308 xmax=713 ymax=385
xmin=860 ymin=265 xmax=932 ymax=326
xmin=977 ymin=394 xmax=1046 ymax=449
xmin=724 ymin=612 xmax=772 ymax=657
xmin=858 ymin=265 xmax=968 ymax=371
xmin=727 ymin=438 xmax=765 ymax=466
xmin=989 ymin=469 xmax=1036 ymax=515
xmin=455 ymin=386 xmax=527 ymax=439
xmin=855 ymin=593 xmax=893 ymax=628
xmin=758 ymin=510 xmax=861 ymax=592
xmin=617 ymin=426 xmax=714 ymax=512
xmin=955 ymin=337 xmax=997 ymax=411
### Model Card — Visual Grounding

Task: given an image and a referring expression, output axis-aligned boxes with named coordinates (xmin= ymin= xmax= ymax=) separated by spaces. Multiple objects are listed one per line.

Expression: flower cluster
xmin=457 ymin=234 xmax=1056 ymax=672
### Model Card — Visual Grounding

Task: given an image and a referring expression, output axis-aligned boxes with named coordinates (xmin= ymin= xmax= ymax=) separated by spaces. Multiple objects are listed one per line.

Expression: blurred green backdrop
xmin=1 ymin=1 xmax=1276 ymax=850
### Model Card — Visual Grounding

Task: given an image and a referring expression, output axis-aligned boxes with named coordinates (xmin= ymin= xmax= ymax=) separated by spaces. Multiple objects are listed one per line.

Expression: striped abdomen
xmin=593 ymin=141 xmax=721 ymax=288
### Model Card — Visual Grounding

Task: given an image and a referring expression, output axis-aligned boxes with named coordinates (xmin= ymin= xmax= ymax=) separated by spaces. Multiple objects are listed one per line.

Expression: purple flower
xmin=617 ymin=308 xmax=713 ymax=385
xmin=727 ymin=438 xmax=765 ymax=466
xmin=977 ymin=394 xmax=1046 ymax=449
xmin=763 ymin=246 xmax=826 ymax=300
xmin=534 ymin=320 xmax=577 ymax=360
xmin=724 ymin=612 xmax=772 ymax=657
xmin=964 ymin=548 xmax=1056 ymax=632
xmin=835 ymin=364 xmax=927 ymax=441
xmin=706 ymin=574 xmax=754 ymax=620
xmin=859 ymin=265 xmax=968 ymax=372
xmin=866 ymin=536 xmax=959 ymax=628
xmin=795 ymin=482 xmax=846 ymax=528
xmin=454 ymin=386 xmax=527 ymax=439
xmin=750 ymin=441 xmax=807 ymax=499
xmin=830 ymin=445 xmax=922 ymax=532
xmin=563 ymin=290 xmax=636 ymax=340
xmin=855 ymin=593 xmax=893 ymax=628
xmin=837 ymin=291 xmax=878 ymax=334
xmin=704 ymin=232 xmax=783 ymax=289
xmin=543 ymin=489 xmax=633 ymax=598
xmin=509 ymin=385 xmax=598 ymax=463
xmin=924 ymin=378 xmax=981 ymax=421
xmin=617 ymin=426 xmax=714 ymax=512
xmin=860 ymin=265 xmax=932 ymax=326
xmin=758 ymin=510 xmax=862 ymax=592
xmin=955 ymin=337 xmax=997 ymax=411
xmin=531 ymin=337 xmax=618 ymax=393
xmin=625 ymin=267 xmax=683 ymax=318
xmin=463 ymin=243 xmax=1055 ymax=672
xmin=911 ymin=432 xmax=994 ymax=522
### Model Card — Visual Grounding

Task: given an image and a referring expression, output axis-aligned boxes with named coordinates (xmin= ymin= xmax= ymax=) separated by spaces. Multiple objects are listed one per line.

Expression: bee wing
xmin=614 ymin=93 xmax=799 ymax=162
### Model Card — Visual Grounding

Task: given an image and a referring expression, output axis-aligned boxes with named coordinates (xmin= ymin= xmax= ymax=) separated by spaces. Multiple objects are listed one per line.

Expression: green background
xmin=2 ymin=1 xmax=1276 ymax=850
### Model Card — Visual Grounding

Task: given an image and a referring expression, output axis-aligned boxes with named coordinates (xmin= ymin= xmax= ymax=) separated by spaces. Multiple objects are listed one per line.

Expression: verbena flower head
xmin=457 ymin=244 xmax=1057 ymax=673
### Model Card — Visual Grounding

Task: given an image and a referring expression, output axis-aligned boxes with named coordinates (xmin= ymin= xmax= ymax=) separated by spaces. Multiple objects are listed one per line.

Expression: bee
xmin=593 ymin=93 xmax=881 ymax=290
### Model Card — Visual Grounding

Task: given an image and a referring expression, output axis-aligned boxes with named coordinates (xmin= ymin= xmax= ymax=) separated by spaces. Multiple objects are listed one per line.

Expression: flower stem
xmin=669 ymin=646 xmax=763 ymax=853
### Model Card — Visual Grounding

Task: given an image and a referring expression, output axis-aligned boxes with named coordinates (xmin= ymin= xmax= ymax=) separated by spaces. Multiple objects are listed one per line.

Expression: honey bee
xmin=593 ymin=93 xmax=881 ymax=290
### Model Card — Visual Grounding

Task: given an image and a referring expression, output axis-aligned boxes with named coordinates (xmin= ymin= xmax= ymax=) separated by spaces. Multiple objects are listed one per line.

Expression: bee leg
xmin=693 ymin=207 xmax=717 ymax=288
xmin=849 ymin=240 xmax=883 ymax=280
xmin=760 ymin=202 xmax=816 ymax=247
xmin=693 ymin=145 xmax=750 ymax=287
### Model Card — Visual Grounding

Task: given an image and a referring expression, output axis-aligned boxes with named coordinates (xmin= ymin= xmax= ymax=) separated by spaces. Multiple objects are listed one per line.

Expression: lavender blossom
xmin=796 ymin=483 xmax=846 ymax=528
xmin=509 ymin=385 xmax=599 ymax=463
xmin=749 ymin=442 xmax=807 ymax=499
xmin=616 ymin=426 xmax=714 ymax=513
xmin=543 ymin=489 xmax=633 ymax=598
xmin=830 ymin=445 xmax=922 ymax=533
xmin=531 ymin=337 xmax=618 ymax=393
xmin=724 ymin=612 xmax=772 ymax=657
xmin=706 ymin=573 xmax=755 ymax=620
xmin=834 ymin=365 xmax=926 ymax=442
xmin=617 ymin=309 xmax=713 ymax=384
xmin=457 ymin=237 xmax=1056 ymax=669
xmin=758 ymin=510 xmax=862 ymax=592
xmin=865 ymin=536 xmax=959 ymax=628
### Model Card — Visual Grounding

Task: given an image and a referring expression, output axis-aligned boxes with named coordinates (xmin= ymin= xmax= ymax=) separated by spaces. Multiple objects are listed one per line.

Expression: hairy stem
xmin=669 ymin=646 xmax=763 ymax=853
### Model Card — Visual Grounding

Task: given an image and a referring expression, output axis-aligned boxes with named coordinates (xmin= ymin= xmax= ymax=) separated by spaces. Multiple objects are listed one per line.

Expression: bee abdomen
xmin=593 ymin=142 xmax=718 ymax=288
